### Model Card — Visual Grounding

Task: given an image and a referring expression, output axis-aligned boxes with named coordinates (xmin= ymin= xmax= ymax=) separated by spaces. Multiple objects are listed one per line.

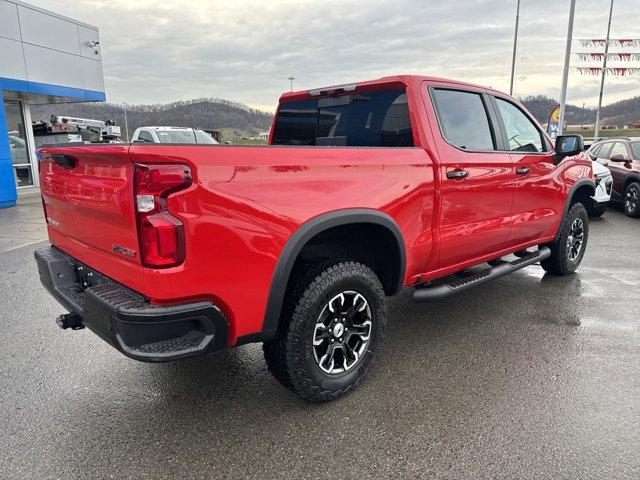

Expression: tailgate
xmin=38 ymin=144 xmax=139 ymax=264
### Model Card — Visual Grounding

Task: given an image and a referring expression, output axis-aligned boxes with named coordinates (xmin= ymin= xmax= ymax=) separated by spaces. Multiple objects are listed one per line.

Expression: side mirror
xmin=610 ymin=154 xmax=627 ymax=163
xmin=554 ymin=134 xmax=584 ymax=164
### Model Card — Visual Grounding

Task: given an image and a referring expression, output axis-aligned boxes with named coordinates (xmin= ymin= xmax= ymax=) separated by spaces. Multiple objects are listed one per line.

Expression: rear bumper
xmin=34 ymin=246 xmax=228 ymax=362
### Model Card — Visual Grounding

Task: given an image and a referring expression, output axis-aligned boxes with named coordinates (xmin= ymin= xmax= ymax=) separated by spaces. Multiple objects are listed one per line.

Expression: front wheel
xmin=541 ymin=202 xmax=589 ymax=275
xmin=263 ymin=261 xmax=387 ymax=403
xmin=624 ymin=182 xmax=640 ymax=218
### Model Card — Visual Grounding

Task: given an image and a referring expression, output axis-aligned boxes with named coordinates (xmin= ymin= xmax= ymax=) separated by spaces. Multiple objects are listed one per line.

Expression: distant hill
xmin=30 ymin=94 xmax=640 ymax=141
xmin=30 ymin=98 xmax=273 ymax=141
xmin=520 ymin=95 xmax=640 ymax=127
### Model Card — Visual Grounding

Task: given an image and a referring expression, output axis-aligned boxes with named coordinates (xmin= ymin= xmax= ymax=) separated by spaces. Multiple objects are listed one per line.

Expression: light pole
xmin=509 ymin=0 xmax=521 ymax=96
xmin=122 ymin=103 xmax=129 ymax=142
xmin=594 ymin=0 xmax=615 ymax=141
xmin=558 ymin=0 xmax=577 ymax=136
xmin=288 ymin=76 xmax=295 ymax=92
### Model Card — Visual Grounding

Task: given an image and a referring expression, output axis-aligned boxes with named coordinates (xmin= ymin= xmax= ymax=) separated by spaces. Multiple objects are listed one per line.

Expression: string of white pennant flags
xmin=576 ymin=53 xmax=640 ymax=62
xmin=578 ymin=39 xmax=640 ymax=48
xmin=575 ymin=38 xmax=640 ymax=76
xmin=575 ymin=67 xmax=640 ymax=76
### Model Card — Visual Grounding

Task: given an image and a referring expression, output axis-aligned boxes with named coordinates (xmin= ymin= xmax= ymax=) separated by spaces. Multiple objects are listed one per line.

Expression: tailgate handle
xmin=51 ymin=154 xmax=78 ymax=170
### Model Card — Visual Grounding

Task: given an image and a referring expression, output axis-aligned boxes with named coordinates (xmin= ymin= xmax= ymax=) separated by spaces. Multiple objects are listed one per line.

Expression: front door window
xmin=4 ymin=100 xmax=34 ymax=187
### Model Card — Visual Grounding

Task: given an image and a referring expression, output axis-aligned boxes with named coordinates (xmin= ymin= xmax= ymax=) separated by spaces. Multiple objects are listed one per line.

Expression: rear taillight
xmin=134 ymin=164 xmax=192 ymax=268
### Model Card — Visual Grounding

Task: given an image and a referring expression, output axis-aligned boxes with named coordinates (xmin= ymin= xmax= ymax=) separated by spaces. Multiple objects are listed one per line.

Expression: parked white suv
xmin=132 ymin=126 xmax=218 ymax=144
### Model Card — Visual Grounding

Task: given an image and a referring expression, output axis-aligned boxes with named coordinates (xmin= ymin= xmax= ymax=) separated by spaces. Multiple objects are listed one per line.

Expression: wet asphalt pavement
xmin=1 ymin=207 xmax=639 ymax=480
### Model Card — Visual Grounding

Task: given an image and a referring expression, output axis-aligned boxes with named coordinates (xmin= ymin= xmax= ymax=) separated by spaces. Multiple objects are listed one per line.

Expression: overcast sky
xmin=30 ymin=0 xmax=640 ymax=111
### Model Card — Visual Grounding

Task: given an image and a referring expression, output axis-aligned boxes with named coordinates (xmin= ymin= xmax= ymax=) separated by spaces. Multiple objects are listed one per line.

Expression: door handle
xmin=446 ymin=169 xmax=469 ymax=180
xmin=516 ymin=167 xmax=531 ymax=175
xmin=51 ymin=154 xmax=77 ymax=169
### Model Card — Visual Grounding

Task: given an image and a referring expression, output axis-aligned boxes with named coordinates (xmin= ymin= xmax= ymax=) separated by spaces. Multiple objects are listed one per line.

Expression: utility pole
xmin=122 ymin=103 xmax=129 ymax=142
xmin=580 ymin=102 xmax=585 ymax=130
xmin=594 ymin=0 xmax=614 ymax=141
xmin=288 ymin=76 xmax=295 ymax=92
xmin=558 ymin=0 xmax=577 ymax=136
xmin=509 ymin=0 xmax=521 ymax=96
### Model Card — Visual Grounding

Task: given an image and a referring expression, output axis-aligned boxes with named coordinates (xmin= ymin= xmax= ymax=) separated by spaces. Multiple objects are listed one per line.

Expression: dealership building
xmin=0 ymin=0 xmax=105 ymax=208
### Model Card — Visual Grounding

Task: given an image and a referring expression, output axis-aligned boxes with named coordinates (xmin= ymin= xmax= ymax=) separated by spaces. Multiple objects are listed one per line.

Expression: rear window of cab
xmin=271 ymin=89 xmax=413 ymax=147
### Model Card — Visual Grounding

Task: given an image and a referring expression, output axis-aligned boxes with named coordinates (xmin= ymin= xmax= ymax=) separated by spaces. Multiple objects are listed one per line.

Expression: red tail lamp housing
xmin=134 ymin=164 xmax=192 ymax=268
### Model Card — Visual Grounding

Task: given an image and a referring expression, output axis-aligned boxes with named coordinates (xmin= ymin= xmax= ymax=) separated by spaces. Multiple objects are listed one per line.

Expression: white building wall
xmin=0 ymin=0 xmax=104 ymax=94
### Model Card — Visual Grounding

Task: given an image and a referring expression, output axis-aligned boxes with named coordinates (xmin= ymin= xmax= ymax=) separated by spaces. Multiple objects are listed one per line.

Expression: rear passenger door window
xmin=597 ymin=142 xmax=613 ymax=160
xmin=494 ymin=98 xmax=544 ymax=152
xmin=431 ymin=89 xmax=495 ymax=151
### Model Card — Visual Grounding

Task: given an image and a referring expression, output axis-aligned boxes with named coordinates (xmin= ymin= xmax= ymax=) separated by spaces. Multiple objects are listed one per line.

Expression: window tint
xmin=589 ymin=144 xmax=602 ymax=156
xmin=631 ymin=142 xmax=640 ymax=159
xmin=432 ymin=89 xmax=494 ymax=151
xmin=495 ymin=98 xmax=544 ymax=152
xmin=138 ymin=131 xmax=154 ymax=142
xmin=597 ymin=142 xmax=613 ymax=158
xmin=271 ymin=89 xmax=413 ymax=147
xmin=609 ymin=142 xmax=629 ymax=159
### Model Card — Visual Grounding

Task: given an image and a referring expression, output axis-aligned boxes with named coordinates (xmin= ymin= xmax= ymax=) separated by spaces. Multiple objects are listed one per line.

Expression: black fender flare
xmin=247 ymin=209 xmax=406 ymax=343
xmin=553 ymin=178 xmax=596 ymax=242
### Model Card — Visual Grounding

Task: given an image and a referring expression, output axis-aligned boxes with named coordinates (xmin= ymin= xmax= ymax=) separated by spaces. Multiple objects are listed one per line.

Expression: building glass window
xmin=4 ymin=100 xmax=34 ymax=187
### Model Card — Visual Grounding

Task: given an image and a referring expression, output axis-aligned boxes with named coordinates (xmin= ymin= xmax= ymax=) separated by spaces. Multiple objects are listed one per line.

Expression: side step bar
xmin=413 ymin=247 xmax=551 ymax=302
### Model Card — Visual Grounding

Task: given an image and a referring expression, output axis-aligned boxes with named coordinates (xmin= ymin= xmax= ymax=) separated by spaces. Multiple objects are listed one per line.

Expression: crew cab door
xmin=425 ymin=85 xmax=514 ymax=268
xmin=489 ymin=94 xmax=560 ymax=244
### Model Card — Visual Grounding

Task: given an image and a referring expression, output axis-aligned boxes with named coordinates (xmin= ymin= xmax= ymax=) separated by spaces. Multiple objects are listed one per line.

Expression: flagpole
xmin=594 ymin=0 xmax=615 ymax=141
xmin=558 ymin=0 xmax=577 ymax=136
xmin=509 ymin=0 xmax=521 ymax=96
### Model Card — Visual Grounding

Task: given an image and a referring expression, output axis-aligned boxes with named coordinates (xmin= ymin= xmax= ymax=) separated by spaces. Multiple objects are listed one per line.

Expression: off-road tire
xmin=589 ymin=203 xmax=606 ymax=217
xmin=624 ymin=182 xmax=640 ymax=218
xmin=263 ymin=261 xmax=387 ymax=403
xmin=541 ymin=202 xmax=589 ymax=275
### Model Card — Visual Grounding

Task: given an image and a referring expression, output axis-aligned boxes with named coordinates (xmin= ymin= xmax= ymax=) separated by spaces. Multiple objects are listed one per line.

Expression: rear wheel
xmin=624 ymin=182 xmax=640 ymax=218
xmin=263 ymin=261 xmax=386 ymax=403
xmin=541 ymin=202 xmax=589 ymax=275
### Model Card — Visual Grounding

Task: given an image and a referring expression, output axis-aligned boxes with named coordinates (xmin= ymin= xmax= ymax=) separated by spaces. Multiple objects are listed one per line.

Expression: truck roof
xmin=279 ymin=74 xmax=508 ymax=103
xmin=139 ymin=126 xmax=203 ymax=131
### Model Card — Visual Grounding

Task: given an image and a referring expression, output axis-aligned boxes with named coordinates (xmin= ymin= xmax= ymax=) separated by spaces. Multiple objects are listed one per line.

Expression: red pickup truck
xmin=35 ymin=75 xmax=595 ymax=402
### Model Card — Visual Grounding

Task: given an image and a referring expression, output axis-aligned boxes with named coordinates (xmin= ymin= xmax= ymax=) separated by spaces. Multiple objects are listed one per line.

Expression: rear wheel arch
xmin=260 ymin=209 xmax=406 ymax=339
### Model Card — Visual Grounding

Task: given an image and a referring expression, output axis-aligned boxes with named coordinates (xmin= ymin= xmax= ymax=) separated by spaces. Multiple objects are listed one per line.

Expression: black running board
xmin=412 ymin=247 xmax=551 ymax=302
